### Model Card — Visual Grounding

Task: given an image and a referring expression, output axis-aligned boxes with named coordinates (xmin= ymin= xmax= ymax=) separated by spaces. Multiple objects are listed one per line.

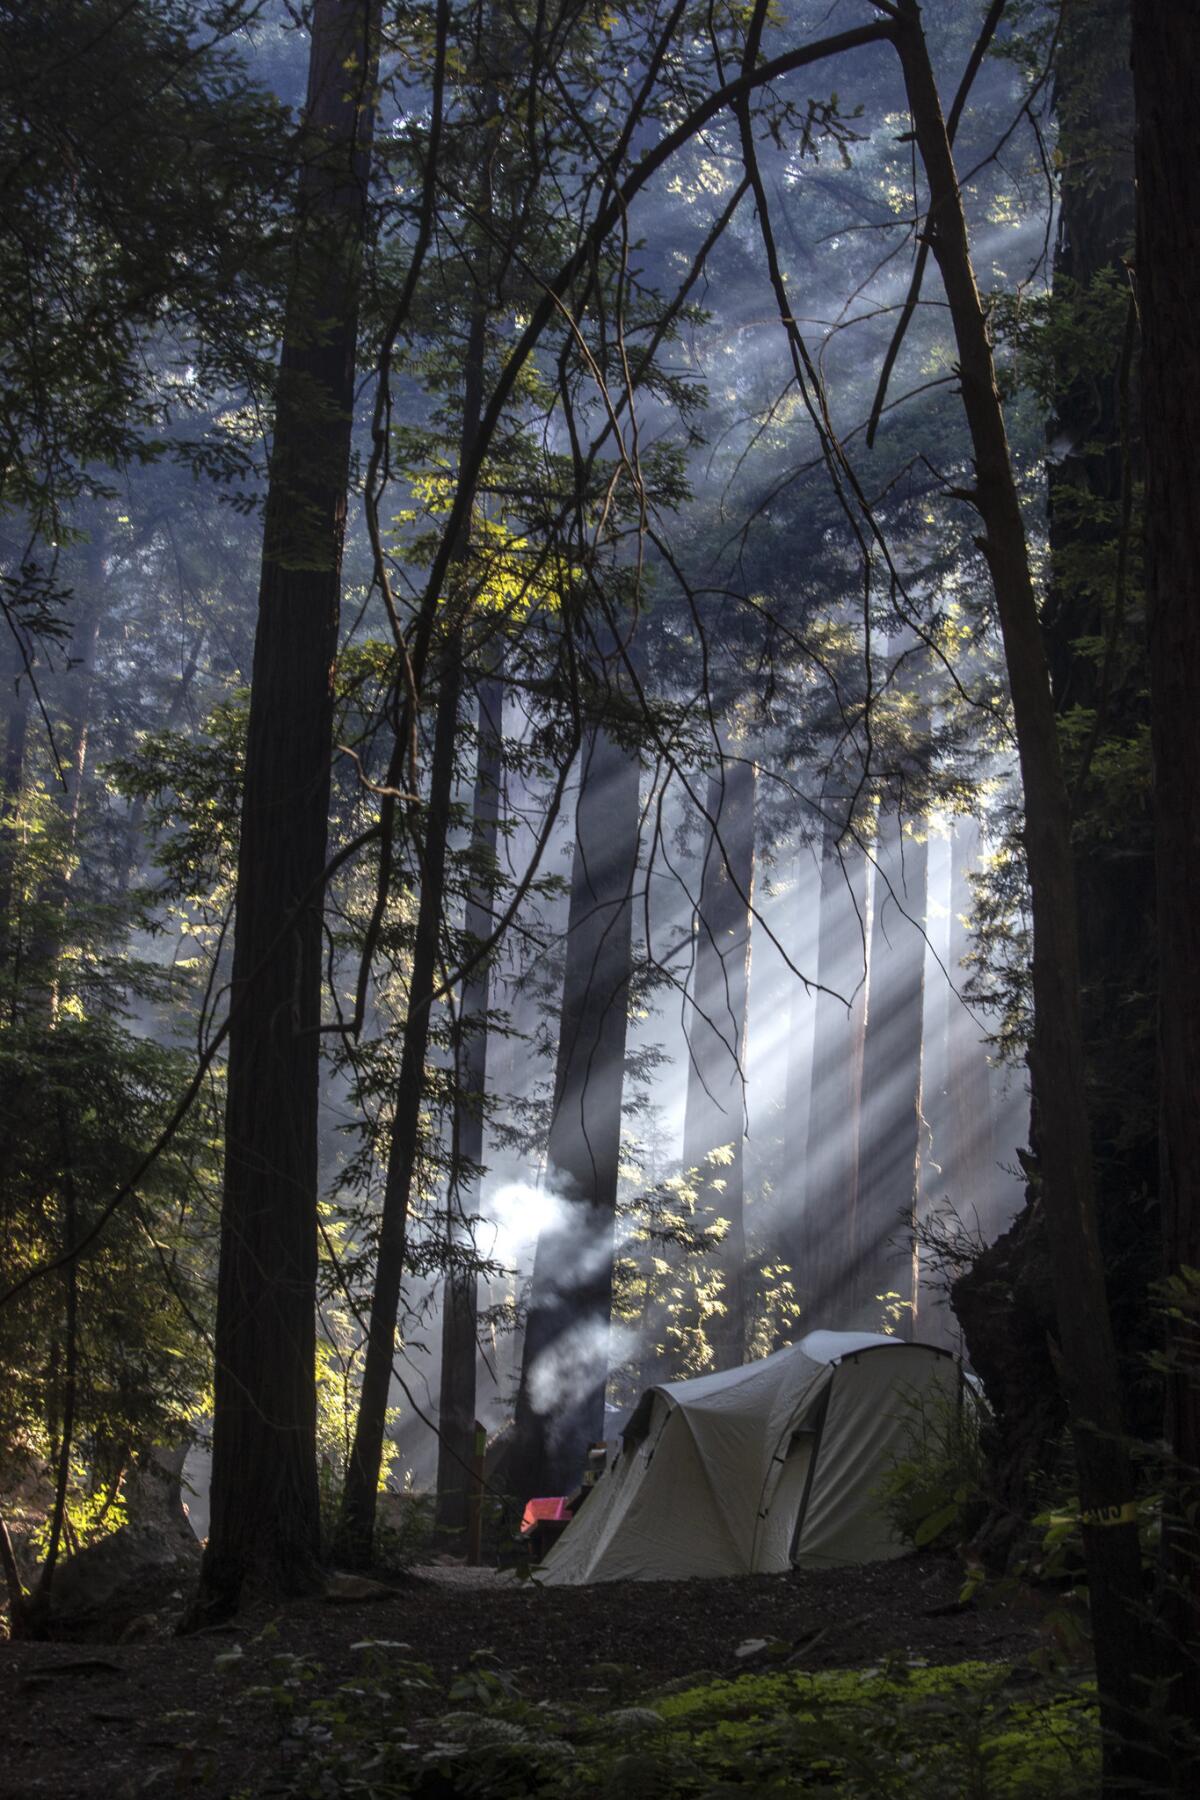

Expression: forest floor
xmin=0 ymin=1551 xmax=1074 ymax=1799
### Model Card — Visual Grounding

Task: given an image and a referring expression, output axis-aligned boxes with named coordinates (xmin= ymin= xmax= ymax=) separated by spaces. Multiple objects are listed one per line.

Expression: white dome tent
xmin=535 ymin=1331 xmax=963 ymax=1585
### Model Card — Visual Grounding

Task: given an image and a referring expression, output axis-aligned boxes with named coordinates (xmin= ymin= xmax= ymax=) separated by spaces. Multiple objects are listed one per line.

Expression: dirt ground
xmin=0 ymin=1553 xmax=1060 ymax=1799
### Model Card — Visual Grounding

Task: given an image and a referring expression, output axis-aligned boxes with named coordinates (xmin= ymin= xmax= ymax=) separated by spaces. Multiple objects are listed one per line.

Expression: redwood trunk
xmin=198 ymin=0 xmax=380 ymax=1615
xmin=853 ymin=803 xmax=928 ymax=1332
xmin=510 ymin=728 xmax=639 ymax=1499
xmin=680 ymin=759 xmax=756 ymax=1370
xmin=777 ymin=846 xmax=818 ymax=1326
xmin=798 ymin=788 xmax=868 ymax=1326
xmin=890 ymin=2 xmax=1152 ymax=1775
xmin=1132 ymin=0 xmax=1200 ymax=1746
xmin=435 ymin=672 xmax=503 ymax=1545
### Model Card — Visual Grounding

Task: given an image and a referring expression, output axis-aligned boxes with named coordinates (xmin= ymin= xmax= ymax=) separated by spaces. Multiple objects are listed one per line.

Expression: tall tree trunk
xmin=798 ymin=784 xmax=868 ymax=1326
xmin=435 ymin=671 xmax=503 ymax=1547
xmin=338 ymin=656 xmax=461 ymax=1567
xmin=680 ymin=757 xmax=755 ymax=1370
xmin=339 ymin=281 xmax=489 ymax=1566
xmin=509 ymin=727 xmax=639 ymax=1499
xmin=1132 ymin=0 xmax=1200 ymax=1753
xmin=890 ymin=3 xmax=1154 ymax=1779
xmin=1041 ymin=0 xmax=1158 ymax=1436
xmin=197 ymin=0 xmax=380 ymax=1617
xmin=338 ymin=250 xmax=492 ymax=1562
xmin=776 ymin=845 xmax=817 ymax=1332
xmin=853 ymin=803 xmax=928 ymax=1333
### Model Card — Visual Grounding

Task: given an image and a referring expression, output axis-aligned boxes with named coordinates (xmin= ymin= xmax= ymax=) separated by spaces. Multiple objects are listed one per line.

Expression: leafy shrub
xmin=256 ymin=1649 xmax=1098 ymax=1799
xmin=876 ymin=1380 xmax=989 ymax=1550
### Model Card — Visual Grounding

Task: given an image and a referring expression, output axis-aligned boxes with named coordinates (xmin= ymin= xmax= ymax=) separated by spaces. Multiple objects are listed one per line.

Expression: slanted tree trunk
xmin=889 ymin=3 xmax=1154 ymax=1778
xmin=680 ymin=757 xmax=756 ymax=1370
xmin=338 ymin=657 xmax=461 ymax=1567
xmin=853 ymin=802 xmax=928 ymax=1333
xmin=435 ymin=671 xmax=503 ymax=1547
xmin=196 ymin=0 xmax=381 ymax=1618
xmin=1131 ymin=0 xmax=1200 ymax=1750
xmin=797 ymin=783 xmax=868 ymax=1326
xmin=339 ymin=285 xmax=489 ymax=1567
xmin=509 ymin=726 xmax=640 ymax=1500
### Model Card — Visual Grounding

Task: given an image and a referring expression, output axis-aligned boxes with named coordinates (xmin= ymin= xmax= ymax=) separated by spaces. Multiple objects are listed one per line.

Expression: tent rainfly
xmin=535 ymin=1331 xmax=963 ymax=1585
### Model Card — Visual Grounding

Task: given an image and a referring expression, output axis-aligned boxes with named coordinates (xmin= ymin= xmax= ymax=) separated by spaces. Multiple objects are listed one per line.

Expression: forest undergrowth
xmin=0 ymin=1552 xmax=1091 ymax=1799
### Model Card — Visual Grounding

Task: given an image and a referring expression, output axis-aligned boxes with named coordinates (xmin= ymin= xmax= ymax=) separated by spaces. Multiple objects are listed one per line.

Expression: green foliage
xmin=609 ymin=1150 xmax=743 ymax=1394
xmin=0 ymin=0 xmax=287 ymax=546
xmin=0 ymin=1006 xmax=220 ymax=1552
xmin=876 ymin=1384 xmax=989 ymax=1554
xmin=108 ymin=695 xmax=247 ymax=932
xmin=252 ymin=1650 xmax=1099 ymax=1799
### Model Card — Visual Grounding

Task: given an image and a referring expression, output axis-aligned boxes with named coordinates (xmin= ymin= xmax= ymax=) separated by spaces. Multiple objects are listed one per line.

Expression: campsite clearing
xmin=0 ymin=1552 xmax=1069 ymax=1798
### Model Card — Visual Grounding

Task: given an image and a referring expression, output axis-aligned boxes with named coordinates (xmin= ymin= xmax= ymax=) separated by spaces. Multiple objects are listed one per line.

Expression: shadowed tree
xmin=778 ymin=843 xmax=818 ymax=1319
xmin=196 ymin=0 xmax=381 ymax=1617
xmin=510 ymin=724 xmax=640 ymax=1499
xmin=435 ymin=671 xmax=503 ymax=1546
xmin=887 ymin=0 xmax=1156 ymax=1777
xmin=680 ymin=755 xmax=756 ymax=1370
xmin=796 ymin=778 xmax=868 ymax=1326
xmin=1132 ymin=0 xmax=1200 ymax=1752
xmin=853 ymin=801 xmax=929 ymax=1332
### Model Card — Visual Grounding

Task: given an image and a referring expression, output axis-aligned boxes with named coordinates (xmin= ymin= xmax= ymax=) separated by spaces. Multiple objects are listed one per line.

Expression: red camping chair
xmin=519 ymin=1495 xmax=573 ymax=1561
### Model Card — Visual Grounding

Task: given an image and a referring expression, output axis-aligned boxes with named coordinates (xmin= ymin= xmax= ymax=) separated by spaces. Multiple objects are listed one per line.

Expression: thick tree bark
xmin=338 ymin=656 xmax=461 ymax=1567
xmin=1131 ymin=0 xmax=1200 ymax=1748
xmin=853 ymin=803 xmax=928 ymax=1332
xmin=197 ymin=0 xmax=380 ymax=1616
xmin=889 ymin=2 xmax=1153 ymax=1778
xmin=435 ymin=672 xmax=503 ymax=1546
xmin=509 ymin=727 xmax=639 ymax=1500
xmin=1041 ymin=0 xmax=1158 ymax=1435
xmin=797 ymin=786 xmax=867 ymax=1326
xmin=680 ymin=758 xmax=755 ymax=1370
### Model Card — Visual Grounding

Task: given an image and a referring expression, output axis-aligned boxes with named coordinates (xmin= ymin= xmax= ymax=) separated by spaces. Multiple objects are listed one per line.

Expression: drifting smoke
xmin=484 ymin=1179 xmax=564 ymax=1267
xmin=484 ymin=1179 xmax=638 ymax=1427
xmin=527 ymin=1319 xmax=639 ymax=1425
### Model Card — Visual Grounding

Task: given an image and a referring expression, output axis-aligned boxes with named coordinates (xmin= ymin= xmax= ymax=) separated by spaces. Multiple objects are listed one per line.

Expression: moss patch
xmin=331 ymin=1656 xmax=1099 ymax=1797
xmin=638 ymin=1660 xmax=1098 ymax=1797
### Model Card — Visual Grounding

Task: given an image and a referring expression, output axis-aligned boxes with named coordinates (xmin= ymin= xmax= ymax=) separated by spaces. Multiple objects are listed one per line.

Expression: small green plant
xmin=877 ymin=1381 xmax=989 ymax=1550
xmin=262 ymin=1653 xmax=1099 ymax=1799
xmin=374 ymin=1483 xmax=436 ymax=1573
